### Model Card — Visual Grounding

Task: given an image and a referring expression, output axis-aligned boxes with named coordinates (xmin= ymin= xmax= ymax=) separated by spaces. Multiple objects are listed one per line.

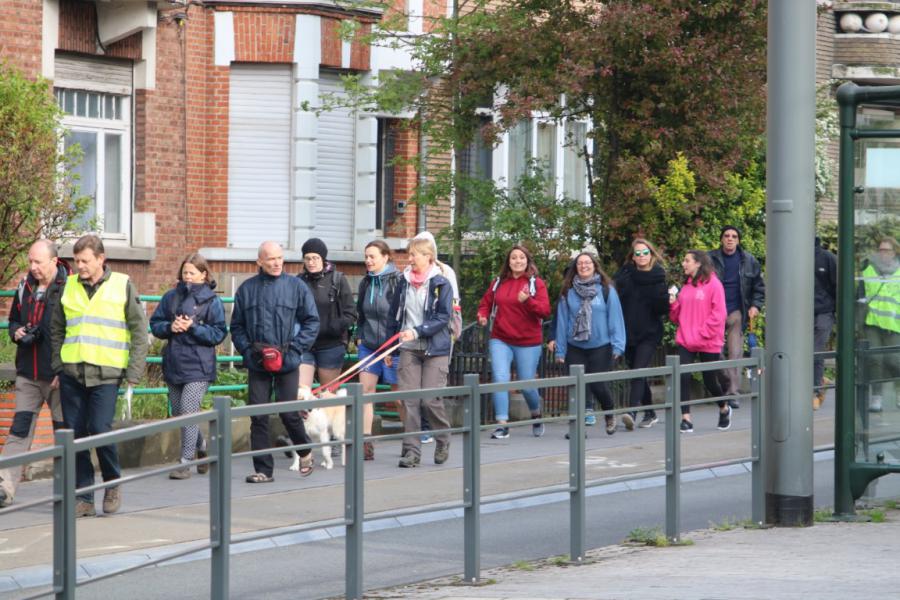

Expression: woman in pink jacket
xmin=669 ymin=250 xmax=731 ymax=433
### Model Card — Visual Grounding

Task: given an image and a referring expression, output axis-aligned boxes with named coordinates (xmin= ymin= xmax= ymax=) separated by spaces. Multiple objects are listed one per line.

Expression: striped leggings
xmin=168 ymin=381 xmax=209 ymax=462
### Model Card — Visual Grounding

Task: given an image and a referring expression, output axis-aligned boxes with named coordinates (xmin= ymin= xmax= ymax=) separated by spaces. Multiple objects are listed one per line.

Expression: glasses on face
xmin=633 ymin=249 xmax=651 ymax=257
xmin=304 ymin=255 xmax=322 ymax=262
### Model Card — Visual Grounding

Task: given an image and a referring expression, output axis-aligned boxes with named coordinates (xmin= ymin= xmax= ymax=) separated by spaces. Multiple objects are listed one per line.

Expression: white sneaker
xmin=870 ymin=395 xmax=883 ymax=413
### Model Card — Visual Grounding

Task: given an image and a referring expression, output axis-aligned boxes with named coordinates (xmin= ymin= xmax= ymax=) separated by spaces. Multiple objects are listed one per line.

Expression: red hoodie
xmin=477 ymin=275 xmax=551 ymax=346
xmin=669 ymin=274 xmax=726 ymax=354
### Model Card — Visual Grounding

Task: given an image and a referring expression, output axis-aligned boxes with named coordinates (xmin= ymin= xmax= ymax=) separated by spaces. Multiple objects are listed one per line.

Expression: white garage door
xmin=316 ymin=72 xmax=355 ymax=251
xmin=228 ymin=64 xmax=291 ymax=248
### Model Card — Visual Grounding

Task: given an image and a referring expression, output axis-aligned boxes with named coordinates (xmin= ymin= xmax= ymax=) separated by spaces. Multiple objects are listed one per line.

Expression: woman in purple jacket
xmin=668 ymin=250 xmax=730 ymax=434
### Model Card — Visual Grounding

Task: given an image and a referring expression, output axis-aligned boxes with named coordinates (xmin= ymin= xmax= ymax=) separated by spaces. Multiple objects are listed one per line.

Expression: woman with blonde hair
xmin=613 ymin=238 xmax=669 ymax=430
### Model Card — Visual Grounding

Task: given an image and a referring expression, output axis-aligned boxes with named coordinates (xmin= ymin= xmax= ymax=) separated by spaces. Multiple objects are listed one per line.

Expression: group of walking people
xmin=0 ymin=226 xmax=769 ymax=515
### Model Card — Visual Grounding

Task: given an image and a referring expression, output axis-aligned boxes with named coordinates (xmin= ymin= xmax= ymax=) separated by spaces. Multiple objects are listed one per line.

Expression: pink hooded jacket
xmin=669 ymin=274 xmax=727 ymax=354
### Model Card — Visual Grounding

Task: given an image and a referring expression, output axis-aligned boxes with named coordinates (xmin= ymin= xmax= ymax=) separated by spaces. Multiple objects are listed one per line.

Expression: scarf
xmin=571 ymin=275 xmax=601 ymax=342
xmin=408 ymin=267 xmax=430 ymax=289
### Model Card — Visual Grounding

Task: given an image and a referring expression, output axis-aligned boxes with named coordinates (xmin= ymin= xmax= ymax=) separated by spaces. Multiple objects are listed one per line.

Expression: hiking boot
xmin=605 ymin=415 xmax=616 ymax=435
xmin=491 ymin=427 xmax=510 ymax=440
xmin=434 ymin=443 xmax=449 ymax=465
xmin=717 ymin=406 xmax=733 ymax=431
xmin=680 ymin=419 xmax=694 ymax=433
xmin=169 ymin=466 xmax=191 ymax=480
xmin=584 ymin=410 xmax=597 ymax=426
xmin=621 ymin=412 xmax=635 ymax=431
xmin=363 ymin=441 xmax=375 ymax=461
xmin=102 ymin=486 xmax=122 ymax=514
xmin=398 ymin=453 xmax=420 ymax=468
xmin=639 ymin=413 xmax=658 ymax=429
xmin=812 ymin=392 xmax=824 ymax=411
xmin=75 ymin=500 xmax=96 ymax=518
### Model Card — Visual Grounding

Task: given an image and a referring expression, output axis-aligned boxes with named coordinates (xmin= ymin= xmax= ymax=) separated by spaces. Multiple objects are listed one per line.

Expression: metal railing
xmin=0 ymin=349 xmax=765 ymax=599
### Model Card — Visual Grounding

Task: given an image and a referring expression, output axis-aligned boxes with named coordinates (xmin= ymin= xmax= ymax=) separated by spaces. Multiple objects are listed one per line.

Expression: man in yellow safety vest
xmin=860 ymin=237 xmax=900 ymax=413
xmin=51 ymin=234 xmax=148 ymax=518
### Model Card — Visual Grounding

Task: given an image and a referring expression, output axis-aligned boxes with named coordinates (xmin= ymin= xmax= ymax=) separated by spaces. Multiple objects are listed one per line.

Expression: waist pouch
xmin=253 ymin=343 xmax=284 ymax=372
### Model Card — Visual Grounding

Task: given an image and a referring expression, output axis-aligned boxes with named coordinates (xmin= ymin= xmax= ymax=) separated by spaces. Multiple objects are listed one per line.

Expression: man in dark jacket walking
xmin=709 ymin=226 xmax=766 ymax=404
xmin=231 ymin=241 xmax=320 ymax=482
xmin=0 ymin=241 xmax=69 ymax=507
xmin=813 ymin=237 xmax=837 ymax=410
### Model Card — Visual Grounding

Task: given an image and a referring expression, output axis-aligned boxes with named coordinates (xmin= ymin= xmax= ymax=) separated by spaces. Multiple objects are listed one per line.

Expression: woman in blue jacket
xmin=150 ymin=253 xmax=227 ymax=479
xmin=554 ymin=252 xmax=626 ymax=435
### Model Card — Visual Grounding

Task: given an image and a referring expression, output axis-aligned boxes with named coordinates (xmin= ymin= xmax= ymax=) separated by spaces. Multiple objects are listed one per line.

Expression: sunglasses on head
xmin=633 ymin=249 xmax=651 ymax=257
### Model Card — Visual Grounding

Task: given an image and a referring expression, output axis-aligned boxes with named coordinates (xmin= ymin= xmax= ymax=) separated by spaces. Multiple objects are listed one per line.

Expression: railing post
xmin=345 ymin=383 xmax=364 ymax=600
xmin=665 ymin=355 xmax=681 ymax=543
xmin=750 ymin=348 xmax=766 ymax=526
xmin=210 ymin=396 xmax=232 ymax=600
xmin=53 ymin=429 xmax=75 ymax=600
xmin=568 ymin=364 xmax=586 ymax=563
xmin=463 ymin=373 xmax=481 ymax=582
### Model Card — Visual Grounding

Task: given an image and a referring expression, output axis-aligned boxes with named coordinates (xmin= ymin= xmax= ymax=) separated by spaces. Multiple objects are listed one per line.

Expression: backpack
xmin=329 ymin=270 xmax=354 ymax=344
xmin=437 ymin=261 xmax=463 ymax=341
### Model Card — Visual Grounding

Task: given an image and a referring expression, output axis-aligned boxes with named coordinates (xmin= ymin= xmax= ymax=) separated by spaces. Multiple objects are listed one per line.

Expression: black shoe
xmin=638 ymin=414 xmax=658 ymax=429
xmin=564 ymin=431 xmax=588 ymax=439
xmin=717 ymin=406 xmax=733 ymax=431
xmin=680 ymin=419 xmax=693 ymax=433
xmin=728 ymin=399 xmax=740 ymax=409
xmin=490 ymin=427 xmax=510 ymax=440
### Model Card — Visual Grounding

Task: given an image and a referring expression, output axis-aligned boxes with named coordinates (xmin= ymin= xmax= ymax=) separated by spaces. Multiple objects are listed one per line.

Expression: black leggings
xmin=625 ymin=342 xmax=657 ymax=416
xmin=566 ymin=344 xmax=614 ymax=412
xmin=677 ymin=346 xmax=725 ymax=415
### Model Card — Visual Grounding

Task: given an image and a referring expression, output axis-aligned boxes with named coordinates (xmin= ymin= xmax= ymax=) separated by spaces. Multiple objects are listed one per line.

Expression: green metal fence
xmin=0 ymin=350 xmax=765 ymax=600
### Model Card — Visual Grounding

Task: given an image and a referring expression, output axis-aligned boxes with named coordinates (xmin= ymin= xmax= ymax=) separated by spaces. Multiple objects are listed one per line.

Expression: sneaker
xmin=169 ymin=466 xmax=191 ymax=480
xmin=491 ymin=427 xmax=510 ymax=439
xmin=434 ymin=443 xmax=449 ymax=465
xmin=532 ymin=422 xmax=545 ymax=437
xmin=870 ymin=396 xmax=883 ymax=413
xmin=102 ymin=486 xmax=121 ymax=514
xmin=398 ymin=453 xmax=420 ymax=468
xmin=420 ymin=434 xmax=435 ymax=444
xmin=75 ymin=500 xmax=96 ymax=518
xmin=621 ymin=413 xmax=635 ymax=431
xmin=605 ymin=415 xmax=616 ymax=435
xmin=717 ymin=406 xmax=733 ymax=431
xmin=728 ymin=399 xmax=740 ymax=409
xmin=680 ymin=419 xmax=694 ymax=433
xmin=363 ymin=441 xmax=375 ymax=461
xmin=639 ymin=414 xmax=658 ymax=429
xmin=196 ymin=448 xmax=209 ymax=475
xmin=584 ymin=410 xmax=597 ymax=426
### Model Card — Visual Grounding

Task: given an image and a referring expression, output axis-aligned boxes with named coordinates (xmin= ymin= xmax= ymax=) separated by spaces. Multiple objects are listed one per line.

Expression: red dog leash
xmin=314 ymin=332 xmax=402 ymax=396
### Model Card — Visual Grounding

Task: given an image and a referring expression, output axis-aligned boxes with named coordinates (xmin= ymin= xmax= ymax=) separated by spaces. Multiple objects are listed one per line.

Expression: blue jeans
xmin=59 ymin=374 xmax=121 ymax=503
xmin=489 ymin=339 xmax=542 ymax=422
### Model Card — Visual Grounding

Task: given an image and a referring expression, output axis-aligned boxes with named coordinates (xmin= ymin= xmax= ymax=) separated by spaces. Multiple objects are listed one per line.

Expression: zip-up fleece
xmin=388 ymin=268 xmax=453 ymax=357
xmin=669 ymin=274 xmax=727 ymax=354
xmin=356 ymin=266 xmax=402 ymax=349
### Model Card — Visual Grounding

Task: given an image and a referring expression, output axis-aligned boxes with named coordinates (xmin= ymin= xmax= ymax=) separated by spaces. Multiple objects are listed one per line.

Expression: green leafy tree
xmin=0 ymin=63 xmax=89 ymax=286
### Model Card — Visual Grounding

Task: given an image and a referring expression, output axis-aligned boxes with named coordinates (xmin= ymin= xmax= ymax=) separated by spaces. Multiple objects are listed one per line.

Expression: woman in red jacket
xmin=669 ymin=250 xmax=730 ymax=433
xmin=477 ymin=245 xmax=551 ymax=439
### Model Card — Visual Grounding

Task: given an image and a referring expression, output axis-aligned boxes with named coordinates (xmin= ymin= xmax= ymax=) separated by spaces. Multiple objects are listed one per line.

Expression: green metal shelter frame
xmin=835 ymin=82 xmax=900 ymax=516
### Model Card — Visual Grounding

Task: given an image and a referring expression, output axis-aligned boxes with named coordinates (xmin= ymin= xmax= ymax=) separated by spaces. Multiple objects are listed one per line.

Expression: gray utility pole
xmin=765 ymin=0 xmax=816 ymax=526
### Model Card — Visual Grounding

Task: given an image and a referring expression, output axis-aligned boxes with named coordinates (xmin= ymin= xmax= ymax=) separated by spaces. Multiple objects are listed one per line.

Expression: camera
xmin=19 ymin=324 xmax=40 ymax=345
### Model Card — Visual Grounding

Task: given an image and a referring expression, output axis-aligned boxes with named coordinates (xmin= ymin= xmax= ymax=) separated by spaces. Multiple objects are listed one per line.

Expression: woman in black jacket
xmin=613 ymin=238 xmax=669 ymax=430
xmin=298 ymin=238 xmax=357 ymax=390
xmin=150 ymin=253 xmax=227 ymax=479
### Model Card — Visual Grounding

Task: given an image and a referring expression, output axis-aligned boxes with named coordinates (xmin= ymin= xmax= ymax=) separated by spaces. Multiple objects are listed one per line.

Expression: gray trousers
xmin=814 ymin=313 xmax=835 ymax=388
xmin=398 ymin=350 xmax=450 ymax=458
xmin=0 ymin=376 xmax=63 ymax=502
xmin=864 ymin=325 xmax=900 ymax=393
xmin=721 ymin=310 xmax=744 ymax=395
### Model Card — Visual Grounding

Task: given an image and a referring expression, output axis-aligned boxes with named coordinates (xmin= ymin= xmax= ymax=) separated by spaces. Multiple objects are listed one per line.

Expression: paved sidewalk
xmin=372 ymin=517 xmax=900 ymax=600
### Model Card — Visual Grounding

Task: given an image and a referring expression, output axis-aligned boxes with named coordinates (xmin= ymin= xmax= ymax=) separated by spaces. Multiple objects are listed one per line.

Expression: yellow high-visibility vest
xmin=863 ymin=263 xmax=900 ymax=334
xmin=60 ymin=272 xmax=131 ymax=368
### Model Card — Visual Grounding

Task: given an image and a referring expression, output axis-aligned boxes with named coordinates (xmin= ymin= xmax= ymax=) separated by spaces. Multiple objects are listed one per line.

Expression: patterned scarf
xmin=571 ymin=275 xmax=601 ymax=342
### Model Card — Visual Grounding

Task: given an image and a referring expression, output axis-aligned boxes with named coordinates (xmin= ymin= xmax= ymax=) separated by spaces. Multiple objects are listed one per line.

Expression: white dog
xmin=290 ymin=386 xmax=347 ymax=470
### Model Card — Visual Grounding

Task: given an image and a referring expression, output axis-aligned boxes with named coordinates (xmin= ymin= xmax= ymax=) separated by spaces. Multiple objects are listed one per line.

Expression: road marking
xmin=0 ymin=532 xmax=52 ymax=555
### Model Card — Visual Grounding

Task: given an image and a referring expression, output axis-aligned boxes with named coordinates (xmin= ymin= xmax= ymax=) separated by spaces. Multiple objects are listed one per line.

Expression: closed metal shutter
xmin=316 ymin=72 xmax=355 ymax=251
xmin=228 ymin=64 xmax=292 ymax=248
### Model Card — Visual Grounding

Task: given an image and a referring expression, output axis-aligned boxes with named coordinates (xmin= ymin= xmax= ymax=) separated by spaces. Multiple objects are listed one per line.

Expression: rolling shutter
xmin=316 ymin=72 xmax=355 ymax=251
xmin=228 ymin=64 xmax=291 ymax=248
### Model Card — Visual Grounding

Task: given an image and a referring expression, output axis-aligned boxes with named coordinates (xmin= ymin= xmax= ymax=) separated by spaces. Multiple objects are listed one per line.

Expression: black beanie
xmin=720 ymin=225 xmax=741 ymax=242
xmin=301 ymin=238 xmax=328 ymax=261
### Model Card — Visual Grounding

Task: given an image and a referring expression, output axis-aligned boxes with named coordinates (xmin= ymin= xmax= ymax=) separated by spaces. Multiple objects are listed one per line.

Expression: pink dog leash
xmin=314 ymin=332 xmax=402 ymax=396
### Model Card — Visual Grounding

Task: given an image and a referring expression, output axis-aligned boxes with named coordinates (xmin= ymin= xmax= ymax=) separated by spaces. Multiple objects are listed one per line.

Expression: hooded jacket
xmin=230 ymin=269 xmax=319 ymax=374
xmin=300 ymin=263 xmax=357 ymax=351
xmin=669 ymin=273 xmax=727 ymax=354
xmin=356 ymin=264 xmax=402 ymax=350
xmin=9 ymin=261 xmax=71 ymax=381
xmin=388 ymin=266 xmax=453 ymax=357
xmin=149 ymin=281 xmax=227 ymax=384
xmin=476 ymin=274 xmax=551 ymax=346
xmin=613 ymin=262 xmax=669 ymax=346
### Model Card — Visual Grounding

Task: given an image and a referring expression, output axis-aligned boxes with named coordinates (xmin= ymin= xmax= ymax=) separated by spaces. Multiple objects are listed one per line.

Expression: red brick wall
xmin=321 ymin=17 xmax=342 ymax=67
xmin=234 ymin=11 xmax=295 ymax=63
xmin=0 ymin=391 xmax=54 ymax=451
xmin=0 ymin=0 xmax=42 ymax=77
xmin=58 ymin=0 xmax=142 ymax=60
xmin=387 ymin=120 xmax=420 ymax=239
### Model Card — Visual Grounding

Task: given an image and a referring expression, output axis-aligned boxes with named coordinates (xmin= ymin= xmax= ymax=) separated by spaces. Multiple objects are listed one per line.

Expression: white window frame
xmin=58 ymin=90 xmax=132 ymax=242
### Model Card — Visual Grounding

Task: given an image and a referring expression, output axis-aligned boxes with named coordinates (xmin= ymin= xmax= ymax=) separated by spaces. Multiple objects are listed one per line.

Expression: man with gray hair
xmin=0 ymin=241 xmax=69 ymax=508
xmin=230 ymin=241 xmax=319 ymax=482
